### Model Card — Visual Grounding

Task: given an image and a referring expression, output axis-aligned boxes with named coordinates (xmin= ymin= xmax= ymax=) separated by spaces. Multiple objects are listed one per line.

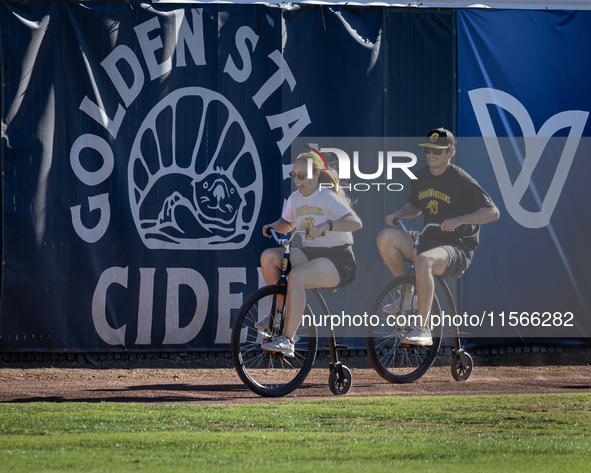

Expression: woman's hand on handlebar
xmin=263 ymin=218 xmax=292 ymax=237
xmin=262 ymin=224 xmax=275 ymax=238
xmin=308 ymin=223 xmax=326 ymax=239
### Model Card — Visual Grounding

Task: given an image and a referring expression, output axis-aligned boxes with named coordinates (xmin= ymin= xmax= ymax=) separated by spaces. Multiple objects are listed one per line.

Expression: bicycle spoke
xmin=366 ymin=275 xmax=442 ymax=383
xmin=231 ymin=285 xmax=317 ymax=397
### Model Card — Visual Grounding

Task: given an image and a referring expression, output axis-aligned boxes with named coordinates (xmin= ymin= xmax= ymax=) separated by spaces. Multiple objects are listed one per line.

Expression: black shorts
xmin=299 ymin=244 xmax=358 ymax=289
xmin=417 ymin=238 xmax=472 ymax=278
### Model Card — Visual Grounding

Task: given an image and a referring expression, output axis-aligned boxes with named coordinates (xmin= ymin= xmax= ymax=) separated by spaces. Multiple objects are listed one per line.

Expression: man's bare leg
xmin=414 ymin=248 xmax=450 ymax=326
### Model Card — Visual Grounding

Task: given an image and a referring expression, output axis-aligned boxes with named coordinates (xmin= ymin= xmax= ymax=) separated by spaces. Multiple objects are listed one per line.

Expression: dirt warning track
xmin=1 ymin=355 xmax=590 ymax=405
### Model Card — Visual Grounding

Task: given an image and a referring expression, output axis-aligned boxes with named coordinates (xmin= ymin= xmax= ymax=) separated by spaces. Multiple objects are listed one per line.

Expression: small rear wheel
xmin=451 ymin=352 xmax=473 ymax=381
xmin=231 ymin=285 xmax=317 ymax=397
xmin=329 ymin=365 xmax=352 ymax=395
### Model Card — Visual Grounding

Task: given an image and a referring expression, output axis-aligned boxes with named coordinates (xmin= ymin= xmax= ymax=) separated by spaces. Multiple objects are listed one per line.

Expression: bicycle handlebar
xmin=391 ymin=217 xmax=440 ymax=236
xmin=266 ymin=227 xmax=326 ymax=245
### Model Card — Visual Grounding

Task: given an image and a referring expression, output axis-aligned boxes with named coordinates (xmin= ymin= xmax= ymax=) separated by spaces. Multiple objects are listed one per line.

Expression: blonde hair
xmin=294 ymin=152 xmax=353 ymax=205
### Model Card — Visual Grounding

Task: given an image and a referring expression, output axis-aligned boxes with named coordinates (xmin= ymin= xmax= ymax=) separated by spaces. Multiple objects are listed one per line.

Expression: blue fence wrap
xmin=1 ymin=3 xmax=589 ymax=352
xmin=458 ymin=9 xmax=591 ymax=346
xmin=0 ymin=2 xmax=455 ymax=351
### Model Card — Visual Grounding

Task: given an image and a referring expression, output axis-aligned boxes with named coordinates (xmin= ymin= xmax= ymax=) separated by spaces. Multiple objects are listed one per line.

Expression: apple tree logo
xmin=469 ymin=87 xmax=589 ymax=229
xmin=128 ymin=87 xmax=262 ymax=249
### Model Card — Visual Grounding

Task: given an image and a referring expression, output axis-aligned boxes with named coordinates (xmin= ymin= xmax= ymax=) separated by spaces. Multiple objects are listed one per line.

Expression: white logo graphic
xmin=469 ymin=88 xmax=589 ymax=229
xmin=128 ymin=87 xmax=263 ymax=249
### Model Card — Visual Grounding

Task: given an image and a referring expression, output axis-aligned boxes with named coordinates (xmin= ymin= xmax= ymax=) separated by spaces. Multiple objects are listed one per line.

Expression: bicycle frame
xmin=393 ymin=219 xmax=440 ymax=274
xmin=266 ymin=228 xmax=350 ymax=389
xmin=232 ymin=229 xmax=352 ymax=396
xmin=265 ymin=228 xmax=306 ymax=333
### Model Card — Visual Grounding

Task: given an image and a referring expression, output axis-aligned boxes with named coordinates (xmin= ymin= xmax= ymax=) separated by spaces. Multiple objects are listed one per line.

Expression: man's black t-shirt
xmin=407 ymin=164 xmax=495 ymax=255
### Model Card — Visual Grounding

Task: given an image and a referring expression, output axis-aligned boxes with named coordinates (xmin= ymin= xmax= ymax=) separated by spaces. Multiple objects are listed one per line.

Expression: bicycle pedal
xmin=447 ymin=332 xmax=471 ymax=338
xmin=266 ymin=350 xmax=294 ymax=358
xmin=325 ymin=344 xmax=347 ymax=350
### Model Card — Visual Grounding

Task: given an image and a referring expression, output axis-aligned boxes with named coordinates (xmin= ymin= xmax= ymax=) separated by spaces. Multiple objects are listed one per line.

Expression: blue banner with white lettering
xmin=457 ymin=9 xmax=591 ymax=344
xmin=1 ymin=2 xmax=456 ymax=351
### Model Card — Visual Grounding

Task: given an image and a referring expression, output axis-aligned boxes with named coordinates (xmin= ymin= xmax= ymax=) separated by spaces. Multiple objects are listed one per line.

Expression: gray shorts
xmin=417 ymin=238 xmax=472 ymax=278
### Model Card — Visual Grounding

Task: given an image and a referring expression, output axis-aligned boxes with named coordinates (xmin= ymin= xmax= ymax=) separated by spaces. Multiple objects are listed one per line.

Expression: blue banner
xmin=458 ymin=9 xmax=591 ymax=344
xmin=1 ymin=3 xmax=455 ymax=351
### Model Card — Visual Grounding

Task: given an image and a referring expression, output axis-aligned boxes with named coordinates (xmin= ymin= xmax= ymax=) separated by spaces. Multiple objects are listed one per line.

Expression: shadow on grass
xmin=0 ymin=381 xmax=333 ymax=404
xmin=2 ymin=382 xmax=251 ymax=403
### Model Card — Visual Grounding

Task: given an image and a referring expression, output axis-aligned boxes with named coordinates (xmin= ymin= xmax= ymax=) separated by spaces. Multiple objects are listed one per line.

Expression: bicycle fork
xmin=438 ymin=276 xmax=471 ymax=368
xmin=310 ymin=289 xmax=348 ymax=378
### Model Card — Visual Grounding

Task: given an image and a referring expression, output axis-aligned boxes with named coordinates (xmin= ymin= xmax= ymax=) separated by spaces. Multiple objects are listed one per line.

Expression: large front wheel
xmin=231 ymin=285 xmax=317 ymax=397
xmin=365 ymin=275 xmax=442 ymax=383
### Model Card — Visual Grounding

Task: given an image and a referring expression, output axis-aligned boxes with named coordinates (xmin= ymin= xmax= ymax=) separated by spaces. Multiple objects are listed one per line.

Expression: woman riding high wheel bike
xmin=231 ymin=150 xmax=362 ymax=396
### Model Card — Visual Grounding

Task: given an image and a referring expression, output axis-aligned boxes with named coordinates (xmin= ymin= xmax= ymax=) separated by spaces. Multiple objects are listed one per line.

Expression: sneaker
xmin=261 ymin=335 xmax=295 ymax=357
xmin=383 ymin=289 xmax=416 ymax=314
xmin=254 ymin=311 xmax=282 ymax=331
xmin=401 ymin=326 xmax=433 ymax=346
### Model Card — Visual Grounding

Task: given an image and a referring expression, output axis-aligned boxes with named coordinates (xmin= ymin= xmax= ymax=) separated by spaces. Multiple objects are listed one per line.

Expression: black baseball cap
xmin=418 ymin=127 xmax=455 ymax=149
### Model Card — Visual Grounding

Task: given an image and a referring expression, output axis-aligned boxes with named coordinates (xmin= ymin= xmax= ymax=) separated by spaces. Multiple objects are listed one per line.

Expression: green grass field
xmin=1 ymin=394 xmax=590 ymax=472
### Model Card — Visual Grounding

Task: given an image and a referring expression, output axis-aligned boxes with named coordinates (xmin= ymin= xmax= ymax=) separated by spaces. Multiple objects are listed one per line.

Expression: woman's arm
xmin=309 ymin=212 xmax=362 ymax=238
xmin=262 ymin=217 xmax=294 ymax=237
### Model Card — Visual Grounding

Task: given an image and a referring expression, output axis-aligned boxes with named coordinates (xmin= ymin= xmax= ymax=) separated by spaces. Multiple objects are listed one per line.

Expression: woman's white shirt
xmin=281 ymin=188 xmax=354 ymax=247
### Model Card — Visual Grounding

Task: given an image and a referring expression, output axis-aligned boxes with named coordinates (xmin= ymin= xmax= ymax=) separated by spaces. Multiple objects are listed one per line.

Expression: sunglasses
xmin=289 ymin=171 xmax=308 ymax=181
xmin=424 ymin=147 xmax=449 ymax=156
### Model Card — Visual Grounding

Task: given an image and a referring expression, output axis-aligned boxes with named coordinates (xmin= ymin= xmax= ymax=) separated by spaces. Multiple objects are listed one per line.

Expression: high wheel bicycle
xmin=231 ymin=229 xmax=352 ymax=397
xmin=365 ymin=218 xmax=473 ymax=383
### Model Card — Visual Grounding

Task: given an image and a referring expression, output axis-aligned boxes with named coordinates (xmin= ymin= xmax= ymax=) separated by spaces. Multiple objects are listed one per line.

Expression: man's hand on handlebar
xmin=440 ymin=218 xmax=462 ymax=232
xmin=386 ymin=214 xmax=403 ymax=227
xmin=386 ymin=214 xmax=402 ymax=227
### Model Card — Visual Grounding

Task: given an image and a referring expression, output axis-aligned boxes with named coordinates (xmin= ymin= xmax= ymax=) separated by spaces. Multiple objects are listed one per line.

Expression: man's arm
xmin=385 ymin=202 xmax=422 ymax=227
xmin=440 ymin=205 xmax=500 ymax=232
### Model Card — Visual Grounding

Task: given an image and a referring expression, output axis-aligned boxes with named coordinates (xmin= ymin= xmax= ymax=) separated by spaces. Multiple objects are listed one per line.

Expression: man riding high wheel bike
xmin=377 ymin=128 xmax=500 ymax=346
